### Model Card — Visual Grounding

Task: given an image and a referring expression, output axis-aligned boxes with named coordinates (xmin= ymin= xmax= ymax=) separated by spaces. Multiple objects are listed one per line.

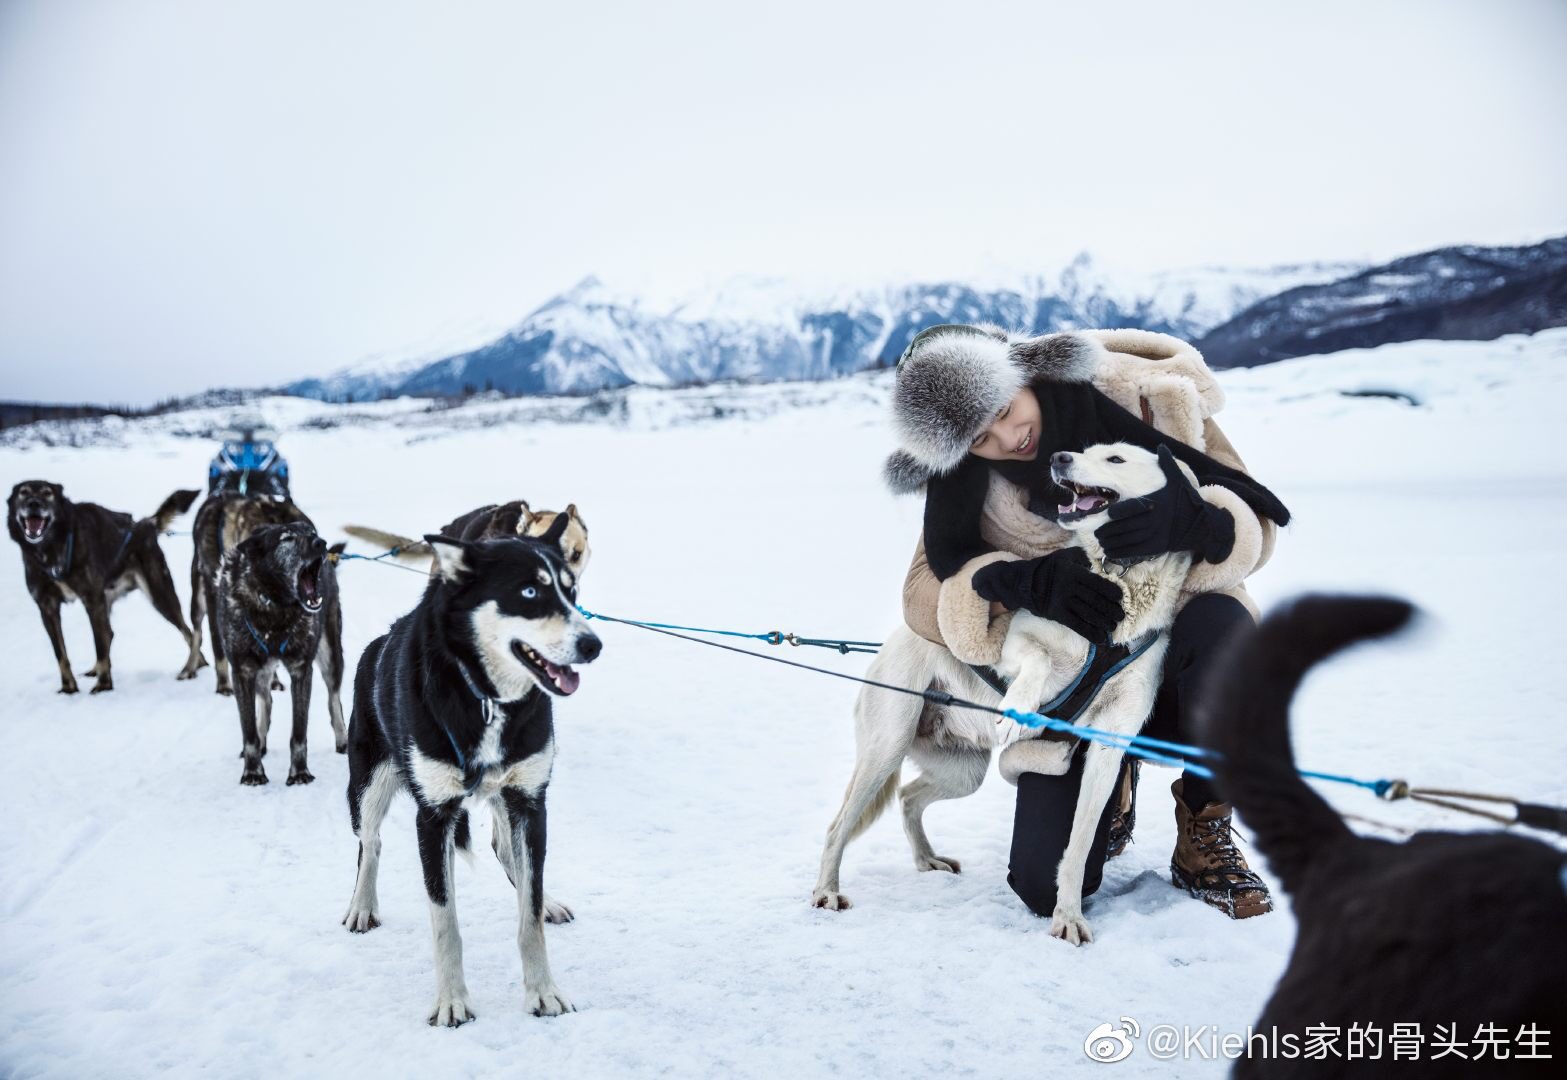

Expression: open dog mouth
xmin=19 ymin=511 xmax=51 ymax=542
xmin=296 ymin=558 xmax=324 ymax=612
xmin=511 ymin=639 xmax=580 ymax=696
xmin=1053 ymin=476 xmax=1119 ymax=521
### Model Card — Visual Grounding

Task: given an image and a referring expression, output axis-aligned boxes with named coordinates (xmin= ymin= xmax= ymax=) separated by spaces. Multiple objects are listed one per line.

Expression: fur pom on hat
xmin=883 ymin=325 xmax=1106 ymax=493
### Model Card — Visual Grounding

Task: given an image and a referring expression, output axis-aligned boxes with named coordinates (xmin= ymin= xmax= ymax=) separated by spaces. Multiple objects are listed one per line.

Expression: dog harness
xmin=969 ymin=629 xmax=1162 ymax=724
xmin=438 ymin=661 xmax=506 ymax=796
xmin=240 ymin=616 xmax=289 ymax=658
xmin=35 ymin=529 xmax=74 ymax=581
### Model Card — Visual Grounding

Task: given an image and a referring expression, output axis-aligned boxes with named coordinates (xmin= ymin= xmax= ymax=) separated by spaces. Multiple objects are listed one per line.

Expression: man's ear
xmin=424 ymin=534 xmax=473 ymax=583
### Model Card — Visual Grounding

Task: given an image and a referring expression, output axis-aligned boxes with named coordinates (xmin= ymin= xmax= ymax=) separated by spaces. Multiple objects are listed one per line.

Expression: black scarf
xmin=922 ymin=379 xmax=1290 ymax=580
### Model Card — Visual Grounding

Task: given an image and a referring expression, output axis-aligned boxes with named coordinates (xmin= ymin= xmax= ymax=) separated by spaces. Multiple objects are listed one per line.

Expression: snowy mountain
xmin=283 ymin=258 xmax=1359 ymax=402
xmin=1195 ymin=236 xmax=1567 ymax=367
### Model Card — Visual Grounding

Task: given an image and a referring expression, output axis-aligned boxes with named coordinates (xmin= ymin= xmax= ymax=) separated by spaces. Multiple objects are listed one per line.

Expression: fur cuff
xmin=935 ymin=551 xmax=1018 ymax=665
xmin=1182 ymin=485 xmax=1265 ymax=595
xmin=998 ymin=737 xmax=1077 ymax=785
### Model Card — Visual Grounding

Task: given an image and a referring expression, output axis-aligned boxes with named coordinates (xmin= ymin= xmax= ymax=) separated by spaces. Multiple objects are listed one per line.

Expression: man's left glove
xmin=1094 ymin=444 xmax=1235 ymax=564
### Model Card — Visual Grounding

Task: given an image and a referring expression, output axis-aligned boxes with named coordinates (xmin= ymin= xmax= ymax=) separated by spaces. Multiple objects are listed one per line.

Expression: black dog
xmin=8 ymin=480 xmax=204 ymax=693
xmin=342 ymin=519 xmax=601 ymax=1026
xmin=1204 ymin=595 xmax=1567 ymax=1077
xmin=217 ymin=521 xmax=339 ymax=785
xmin=191 ymin=494 xmax=347 ymax=742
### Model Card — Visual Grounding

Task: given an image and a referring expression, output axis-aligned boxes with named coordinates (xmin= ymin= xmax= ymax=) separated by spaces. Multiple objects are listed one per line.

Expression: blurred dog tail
xmin=341 ymin=525 xmax=431 ymax=561
xmin=1201 ymin=594 xmax=1415 ymax=893
xmin=147 ymin=489 xmax=200 ymax=533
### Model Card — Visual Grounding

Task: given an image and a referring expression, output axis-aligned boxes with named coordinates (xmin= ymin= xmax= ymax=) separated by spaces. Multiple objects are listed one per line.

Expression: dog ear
xmin=565 ymin=502 xmax=580 ymax=522
xmin=515 ymin=505 xmax=536 ymax=536
xmin=49 ymin=482 xmax=64 ymax=498
xmin=539 ymin=511 xmax=571 ymax=547
xmin=424 ymin=534 xmax=473 ymax=583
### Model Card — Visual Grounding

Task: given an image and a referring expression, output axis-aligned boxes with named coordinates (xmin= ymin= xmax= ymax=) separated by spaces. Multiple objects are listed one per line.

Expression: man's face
xmin=968 ymin=386 xmax=1042 ymax=462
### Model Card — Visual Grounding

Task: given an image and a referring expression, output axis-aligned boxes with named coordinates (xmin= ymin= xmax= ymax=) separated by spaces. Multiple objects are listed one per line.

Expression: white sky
xmin=2 ymin=0 xmax=1564 ymax=404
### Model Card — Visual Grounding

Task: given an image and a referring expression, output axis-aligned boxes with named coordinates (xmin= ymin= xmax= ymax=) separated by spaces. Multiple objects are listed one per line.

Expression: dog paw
xmin=1048 ymin=906 xmax=1093 ymax=946
xmin=428 ymin=991 xmax=477 ymax=1028
xmin=525 ymin=984 xmax=574 ymax=1017
xmin=177 ymin=667 xmax=199 ymax=681
xmin=287 ymin=768 xmax=315 ymax=786
xmin=811 ymin=890 xmax=852 ymax=911
xmin=270 ymin=675 xmax=285 ymax=692
xmin=216 ymin=684 xmax=234 ymax=697
xmin=342 ymin=906 xmax=381 ymax=933
xmin=915 ymin=854 xmax=961 ymax=874
xmin=240 ymin=766 xmax=268 ymax=786
xmin=89 ymin=680 xmax=114 ymax=694
xmin=542 ymin=894 xmax=574 ymax=924
xmin=335 ymin=739 xmax=348 ymax=755
xmin=58 ymin=682 xmax=79 ymax=695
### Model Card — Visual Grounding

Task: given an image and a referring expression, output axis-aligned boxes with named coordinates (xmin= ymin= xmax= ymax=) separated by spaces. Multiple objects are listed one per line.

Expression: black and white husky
xmin=813 ymin=443 xmax=1193 ymax=945
xmin=342 ymin=518 xmax=602 ymax=1026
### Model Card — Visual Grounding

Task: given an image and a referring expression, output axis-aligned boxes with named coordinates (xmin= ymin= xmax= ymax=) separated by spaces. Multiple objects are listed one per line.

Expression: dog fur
xmin=342 ymin=518 xmax=601 ymax=1026
xmin=1202 ymin=595 xmax=1567 ymax=1077
xmin=217 ymin=520 xmax=341 ymax=785
xmin=343 ymin=500 xmax=591 ymax=578
xmin=813 ymin=444 xmax=1192 ymax=945
xmin=190 ymin=494 xmax=347 ymax=727
xmin=8 ymin=480 xmax=204 ymax=693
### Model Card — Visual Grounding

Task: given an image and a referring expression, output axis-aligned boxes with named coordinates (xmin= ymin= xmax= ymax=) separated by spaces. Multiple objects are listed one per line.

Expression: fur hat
xmin=883 ymin=324 xmax=1107 ymax=493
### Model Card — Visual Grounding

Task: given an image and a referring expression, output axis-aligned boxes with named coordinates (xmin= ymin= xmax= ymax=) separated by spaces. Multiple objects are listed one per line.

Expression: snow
xmin=3 ymin=330 xmax=1565 ymax=1077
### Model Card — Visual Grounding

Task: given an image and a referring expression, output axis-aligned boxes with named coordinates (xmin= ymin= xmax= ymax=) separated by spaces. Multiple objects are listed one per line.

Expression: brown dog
xmin=7 ymin=480 xmax=204 ymax=693
xmin=343 ymin=500 xmax=590 ymax=578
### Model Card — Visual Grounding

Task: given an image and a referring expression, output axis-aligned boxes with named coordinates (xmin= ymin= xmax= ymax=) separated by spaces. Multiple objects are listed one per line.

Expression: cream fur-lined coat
xmin=901 ymin=328 xmax=1277 ymax=665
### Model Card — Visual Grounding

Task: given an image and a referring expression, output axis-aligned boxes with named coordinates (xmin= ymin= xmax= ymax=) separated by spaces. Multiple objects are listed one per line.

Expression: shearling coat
xmin=901 ymin=328 xmax=1277 ymax=665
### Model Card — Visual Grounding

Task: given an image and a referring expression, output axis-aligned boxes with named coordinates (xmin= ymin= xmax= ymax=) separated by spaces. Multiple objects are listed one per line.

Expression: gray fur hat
xmin=883 ymin=324 xmax=1107 ymax=493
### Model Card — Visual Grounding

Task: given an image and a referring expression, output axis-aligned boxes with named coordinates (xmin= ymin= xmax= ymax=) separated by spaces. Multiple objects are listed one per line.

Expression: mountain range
xmin=284 ymin=237 xmax=1566 ymax=401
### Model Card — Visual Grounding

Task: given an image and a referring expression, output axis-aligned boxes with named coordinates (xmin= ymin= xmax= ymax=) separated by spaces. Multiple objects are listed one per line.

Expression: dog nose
xmin=576 ymin=633 xmax=602 ymax=663
xmin=1052 ymin=451 xmax=1074 ymax=467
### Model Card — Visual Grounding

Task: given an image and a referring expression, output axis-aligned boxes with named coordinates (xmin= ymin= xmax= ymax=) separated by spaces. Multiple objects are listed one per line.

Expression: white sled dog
xmin=812 ymin=442 xmax=1195 ymax=944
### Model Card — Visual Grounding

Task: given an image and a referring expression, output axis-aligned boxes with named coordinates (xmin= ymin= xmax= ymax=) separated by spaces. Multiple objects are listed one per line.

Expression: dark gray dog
xmin=8 ymin=480 xmax=204 ymax=692
xmin=216 ymin=521 xmax=340 ymax=785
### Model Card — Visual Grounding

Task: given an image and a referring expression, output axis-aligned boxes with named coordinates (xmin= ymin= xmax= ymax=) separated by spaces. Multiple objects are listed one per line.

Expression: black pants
xmin=1006 ymin=592 xmax=1252 ymax=917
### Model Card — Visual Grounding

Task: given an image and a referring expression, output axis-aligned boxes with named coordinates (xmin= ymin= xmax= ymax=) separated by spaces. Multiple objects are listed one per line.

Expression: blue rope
xmin=578 ymin=607 xmax=787 ymax=645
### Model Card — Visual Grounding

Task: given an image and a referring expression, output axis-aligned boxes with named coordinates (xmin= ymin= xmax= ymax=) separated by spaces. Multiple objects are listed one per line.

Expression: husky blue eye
xmin=1107 ymin=456 xmax=1125 ymax=464
xmin=521 ymin=586 xmax=538 ymax=599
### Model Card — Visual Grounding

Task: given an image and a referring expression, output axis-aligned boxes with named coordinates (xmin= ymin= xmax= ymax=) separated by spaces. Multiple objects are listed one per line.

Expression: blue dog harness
xmin=969 ymin=629 xmax=1162 ymax=723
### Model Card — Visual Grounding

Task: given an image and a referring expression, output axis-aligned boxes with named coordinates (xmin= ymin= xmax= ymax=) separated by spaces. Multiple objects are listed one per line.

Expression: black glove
xmin=1094 ymin=444 xmax=1236 ymax=564
xmin=971 ymin=548 xmax=1125 ymax=643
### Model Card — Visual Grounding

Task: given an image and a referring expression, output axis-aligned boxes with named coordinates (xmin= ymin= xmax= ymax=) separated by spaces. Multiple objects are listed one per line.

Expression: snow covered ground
xmin=3 ymin=331 xmax=1565 ymax=1077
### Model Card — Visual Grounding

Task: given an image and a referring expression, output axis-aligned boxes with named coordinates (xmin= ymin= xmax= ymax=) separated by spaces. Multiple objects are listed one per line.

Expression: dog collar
xmin=456 ymin=660 xmax=503 ymax=727
xmin=35 ymin=529 xmax=74 ymax=581
xmin=241 ymin=616 xmax=289 ymax=658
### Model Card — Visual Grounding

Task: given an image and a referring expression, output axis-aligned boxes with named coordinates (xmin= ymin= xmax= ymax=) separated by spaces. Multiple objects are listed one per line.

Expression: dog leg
xmin=1049 ymin=742 xmax=1126 ymax=946
xmin=812 ymin=684 xmax=922 ymax=911
xmin=489 ymin=802 xmax=573 ymax=923
xmin=500 ymin=790 xmax=573 ymax=1016
xmin=188 ymin=556 xmax=206 ymax=669
xmin=900 ymin=744 xmax=989 ymax=873
xmin=315 ymin=607 xmax=347 ymax=753
xmin=286 ymin=660 xmax=314 ymax=785
xmin=417 ymin=806 xmax=475 ymax=1026
xmin=234 ymin=668 xmax=267 ymax=784
xmin=143 ymin=549 xmax=205 ymax=679
xmin=83 ymin=594 xmax=114 ymax=693
xmin=206 ymin=579 xmax=231 ymax=696
xmin=36 ymin=595 xmax=78 ymax=694
xmin=344 ymin=761 xmax=397 ymax=932
xmin=254 ymin=678 xmax=272 ymax=757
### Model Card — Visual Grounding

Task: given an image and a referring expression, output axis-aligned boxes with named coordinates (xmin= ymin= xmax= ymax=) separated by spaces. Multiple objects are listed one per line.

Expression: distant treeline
xmin=0 ymin=397 xmax=193 ymax=431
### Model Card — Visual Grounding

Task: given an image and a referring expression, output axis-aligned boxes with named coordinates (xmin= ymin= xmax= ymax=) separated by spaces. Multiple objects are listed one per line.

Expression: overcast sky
xmin=2 ymin=0 xmax=1564 ymax=404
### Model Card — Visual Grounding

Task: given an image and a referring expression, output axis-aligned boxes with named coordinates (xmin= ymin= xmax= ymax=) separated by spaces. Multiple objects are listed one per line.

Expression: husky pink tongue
xmin=543 ymin=660 xmax=580 ymax=696
xmin=1074 ymin=495 xmax=1104 ymax=512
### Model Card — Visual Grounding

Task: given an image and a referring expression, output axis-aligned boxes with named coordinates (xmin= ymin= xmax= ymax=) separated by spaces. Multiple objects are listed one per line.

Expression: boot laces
xmin=1193 ymin=815 xmax=1253 ymax=876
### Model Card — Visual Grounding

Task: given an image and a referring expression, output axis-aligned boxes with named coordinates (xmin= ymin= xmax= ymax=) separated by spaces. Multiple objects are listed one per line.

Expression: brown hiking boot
xmin=1105 ymin=758 xmax=1139 ymax=860
xmin=1169 ymin=779 xmax=1272 ymax=919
